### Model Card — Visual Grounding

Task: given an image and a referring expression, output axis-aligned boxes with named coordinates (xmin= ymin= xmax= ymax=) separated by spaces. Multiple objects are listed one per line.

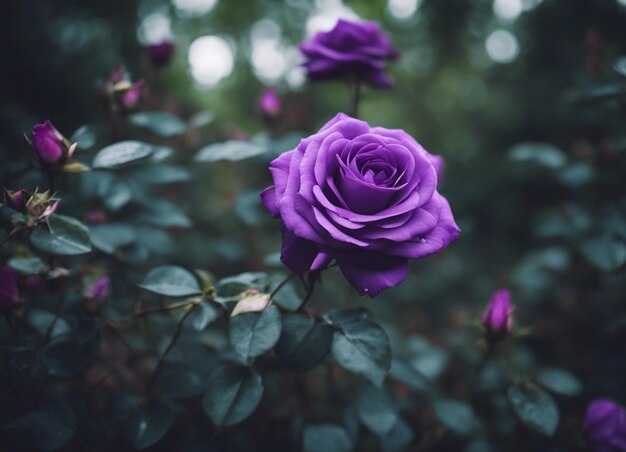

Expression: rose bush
xmin=299 ymin=19 xmax=399 ymax=88
xmin=261 ymin=112 xmax=460 ymax=296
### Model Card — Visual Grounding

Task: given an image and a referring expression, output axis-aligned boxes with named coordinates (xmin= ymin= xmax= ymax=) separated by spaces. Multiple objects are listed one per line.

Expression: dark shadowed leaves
xmin=90 ymin=222 xmax=136 ymax=254
xmin=331 ymin=317 xmax=391 ymax=387
xmin=537 ymin=367 xmax=582 ymax=397
xmin=31 ymin=215 xmax=91 ymax=255
xmin=202 ymin=364 xmax=263 ymax=426
xmin=355 ymin=384 xmax=399 ymax=436
xmin=433 ymin=399 xmax=480 ymax=436
xmin=580 ymin=235 xmax=626 ymax=272
xmin=139 ymin=265 xmax=202 ymax=297
xmin=93 ymin=141 xmax=153 ymax=169
xmin=126 ymin=401 xmax=174 ymax=450
xmin=129 ymin=111 xmax=186 ymax=137
xmin=229 ymin=304 xmax=282 ymax=360
xmin=194 ymin=140 xmax=266 ymax=162
xmin=509 ymin=143 xmax=567 ymax=169
xmin=303 ymin=424 xmax=353 ymax=452
xmin=388 ymin=359 xmax=432 ymax=393
xmin=154 ymin=368 xmax=205 ymax=399
xmin=276 ymin=313 xmax=333 ymax=371
xmin=189 ymin=301 xmax=221 ymax=331
xmin=133 ymin=164 xmax=192 ymax=185
xmin=381 ymin=418 xmax=414 ymax=452
xmin=508 ymin=382 xmax=559 ymax=436
xmin=9 ymin=256 xmax=48 ymax=275
xmin=40 ymin=331 xmax=100 ymax=377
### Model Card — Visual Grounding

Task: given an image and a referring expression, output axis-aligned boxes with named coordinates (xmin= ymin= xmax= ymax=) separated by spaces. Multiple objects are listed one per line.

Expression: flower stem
xmin=270 ymin=273 xmax=294 ymax=300
xmin=352 ymin=78 xmax=361 ymax=118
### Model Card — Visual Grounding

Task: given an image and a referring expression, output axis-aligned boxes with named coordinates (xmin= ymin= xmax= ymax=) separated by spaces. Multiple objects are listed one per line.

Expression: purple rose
xmin=299 ymin=19 xmax=400 ymax=88
xmin=0 ymin=265 xmax=19 ymax=312
xmin=481 ymin=289 xmax=515 ymax=339
xmin=147 ymin=40 xmax=175 ymax=68
xmin=2 ymin=188 xmax=29 ymax=212
xmin=31 ymin=121 xmax=67 ymax=165
xmin=261 ymin=113 xmax=460 ymax=297
xmin=259 ymin=88 xmax=282 ymax=117
xmin=583 ymin=399 xmax=626 ymax=452
xmin=119 ymin=79 xmax=144 ymax=111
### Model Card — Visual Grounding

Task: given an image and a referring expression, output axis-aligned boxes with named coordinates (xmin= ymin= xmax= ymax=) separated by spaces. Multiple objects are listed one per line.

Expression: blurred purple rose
xmin=481 ymin=289 xmax=514 ymax=339
xmin=86 ymin=210 xmax=107 ymax=224
xmin=583 ymin=399 xmax=626 ymax=452
xmin=0 ymin=265 xmax=19 ymax=312
xmin=31 ymin=120 xmax=67 ymax=165
xmin=3 ymin=188 xmax=29 ymax=212
xmin=261 ymin=113 xmax=460 ymax=297
xmin=119 ymin=79 xmax=144 ymax=111
xmin=147 ymin=40 xmax=175 ymax=68
xmin=299 ymin=19 xmax=399 ymax=88
xmin=83 ymin=275 xmax=111 ymax=302
xmin=259 ymin=88 xmax=282 ymax=117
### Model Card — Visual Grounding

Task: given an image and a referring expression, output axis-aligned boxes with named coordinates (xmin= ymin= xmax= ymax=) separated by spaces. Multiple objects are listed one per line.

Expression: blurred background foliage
xmin=2 ymin=0 xmax=626 ymax=450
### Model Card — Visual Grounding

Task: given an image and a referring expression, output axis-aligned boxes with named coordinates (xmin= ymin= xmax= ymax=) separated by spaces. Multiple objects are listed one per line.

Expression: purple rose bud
xmin=0 ymin=265 xmax=19 ymax=312
xmin=3 ymin=188 xmax=29 ymax=212
xmin=31 ymin=121 xmax=66 ymax=166
xmin=147 ymin=40 xmax=175 ymax=68
xmin=481 ymin=289 xmax=515 ymax=339
xmin=583 ymin=399 xmax=626 ymax=452
xmin=259 ymin=88 xmax=282 ymax=117
xmin=85 ymin=210 xmax=107 ymax=224
xmin=39 ymin=199 xmax=60 ymax=221
xmin=119 ymin=79 xmax=144 ymax=111
xmin=83 ymin=276 xmax=110 ymax=302
xmin=300 ymin=19 xmax=399 ymax=88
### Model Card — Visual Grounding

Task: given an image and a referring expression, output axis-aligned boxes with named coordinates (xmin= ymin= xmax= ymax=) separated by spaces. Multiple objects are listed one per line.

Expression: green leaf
xmin=154 ymin=369 xmax=205 ymax=399
xmin=40 ymin=332 xmax=100 ymax=377
xmin=95 ymin=173 xmax=132 ymax=211
xmin=138 ymin=199 xmax=192 ymax=228
xmin=70 ymin=124 xmax=97 ymax=149
xmin=355 ymin=384 xmax=399 ymax=436
xmin=331 ymin=319 xmax=391 ymax=387
xmin=229 ymin=304 xmax=282 ymax=360
xmin=508 ymin=382 xmax=559 ymax=436
xmin=90 ymin=222 xmax=136 ymax=254
xmin=537 ymin=367 xmax=582 ymax=397
xmin=93 ymin=141 xmax=153 ymax=169
xmin=433 ymin=399 xmax=479 ymax=436
xmin=388 ymin=359 xmax=433 ymax=393
xmin=580 ymin=235 xmax=626 ymax=272
xmin=188 ymin=110 xmax=215 ymax=129
xmin=126 ymin=401 xmax=174 ymax=450
xmin=202 ymin=364 xmax=263 ymax=426
xmin=194 ymin=140 xmax=266 ymax=162
xmin=3 ymin=402 xmax=76 ymax=451
xmin=129 ymin=111 xmax=186 ymax=137
xmin=133 ymin=164 xmax=192 ymax=185
xmin=326 ymin=308 xmax=368 ymax=326
xmin=303 ymin=424 xmax=353 ymax=452
xmin=189 ymin=301 xmax=221 ymax=331
xmin=8 ymin=256 xmax=48 ymax=275
xmin=509 ymin=143 xmax=567 ymax=169
xmin=138 ymin=266 xmax=202 ymax=297
xmin=31 ymin=215 xmax=92 ymax=255
xmin=381 ymin=418 xmax=414 ymax=452
xmin=276 ymin=313 xmax=333 ymax=371
xmin=271 ymin=281 xmax=303 ymax=311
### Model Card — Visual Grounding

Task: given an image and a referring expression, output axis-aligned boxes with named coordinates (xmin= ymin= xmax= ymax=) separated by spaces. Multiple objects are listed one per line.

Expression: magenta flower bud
xmin=583 ymin=399 xmax=626 ymax=452
xmin=147 ymin=40 xmax=175 ymax=68
xmin=83 ymin=276 xmax=110 ymax=302
xmin=119 ymin=79 xmax=144 ymax=111
xmin=481 ymin=289 xmax=515 ymax=339
xmin=259 ymin=88 xmax=282 ymax=118
xmin=3 ymin=188 xmax=29 ymax=212
xmin=85 ymin=210 xmax=107 ymax=224
xmin=31 ymin=121 xmax=66 ymax=166
xmin=39 ymin=199 xmax=60 ymax=221
xmin=0 ymin=265 xmax=19 ymax=312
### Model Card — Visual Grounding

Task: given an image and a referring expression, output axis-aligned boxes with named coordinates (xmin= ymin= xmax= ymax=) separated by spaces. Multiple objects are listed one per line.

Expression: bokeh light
xmin=305 ymin=0 xmax=358 ymax=36
xmin=138 ymin=12 xmax=173 ymax=44
xmin=387 ymin=0 xmax=421 ymax=21
xmin=172 ymin=0 xmax=218 ymax=17
xmin=485 ymin=29 xmax=519 ymax=63
xmin=188 ymin=36 xmax=235 ymax=87
xmin=493 ymin=0 xmax=523 ymax=21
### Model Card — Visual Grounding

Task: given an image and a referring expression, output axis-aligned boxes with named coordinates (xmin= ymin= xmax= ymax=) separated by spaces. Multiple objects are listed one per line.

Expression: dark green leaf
xmin=388 ymin=359 xmax=433 ymax=393
xmin=96 ymin=173 xmax=132 ymax=211
xmin=126 ymin=401 xmax=174 ymax=450
xmin=194 ymin=140 xmax=266 ymax=162
xmin=133 ymin=164 xmax=192 ymax=185
xmin=580 ymin=235 xmax=626 ymax=272
xmin=154 ymin=369 xmax=205 ymax=399
xmin=433 ymin=399 xmax=479 ymax=436
xmin=3 ymin=402 xmax=76 ymax=451
xmin=138 ymin=266 xmax=202 ymax=297
xmin=303 ymin=424 xmax=353 ymax=452
xmin=90 ymin=222 xmax=136 ymax=254
xmin=189 ymin=301 xmax=220 ymax=331
xmin=537 ymin=367 xmax=582 ymax=397
xmin=93 ymin=141 xmax=153 ymax=168
xmin=229 ymin=305 xmax=281 ymax=360
xmin=8 ymin=256 xmax=48 ymax=275
xmin=138 ymin=199 xmax=192 ymax=228
xmin=276 ymin=313 xmax=333 ymax=371
xmin=326 ymin=308 xmax=368 ymax=327
xmin=381 ymin=418 xmax=414 ymax=452
xmin=188 ymin=110 xmax=215 ymax=129
xmin=355 ymin=384 xmax=399 ymax=436
xmin=509 ymin=143 xmax=567 ymax=169
xmin=508 ymin=382 xmax=559 ymax=436
xmin=202 ymin=364 xmax=263 ymax=426
xmin=70 ymin=125 xmax=97 ymax=149
xmin=271 ymin=282 xmax=303 ymax=311
xmin=31 ymin=215 xmax=91 ymax=255
xmin=129 ymin=111 xmax=186 ymax=137
xmin=40 ymin=332 xmax=100 ymax=377
xmin=332 ymin=320 xmax=391 ymax=387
